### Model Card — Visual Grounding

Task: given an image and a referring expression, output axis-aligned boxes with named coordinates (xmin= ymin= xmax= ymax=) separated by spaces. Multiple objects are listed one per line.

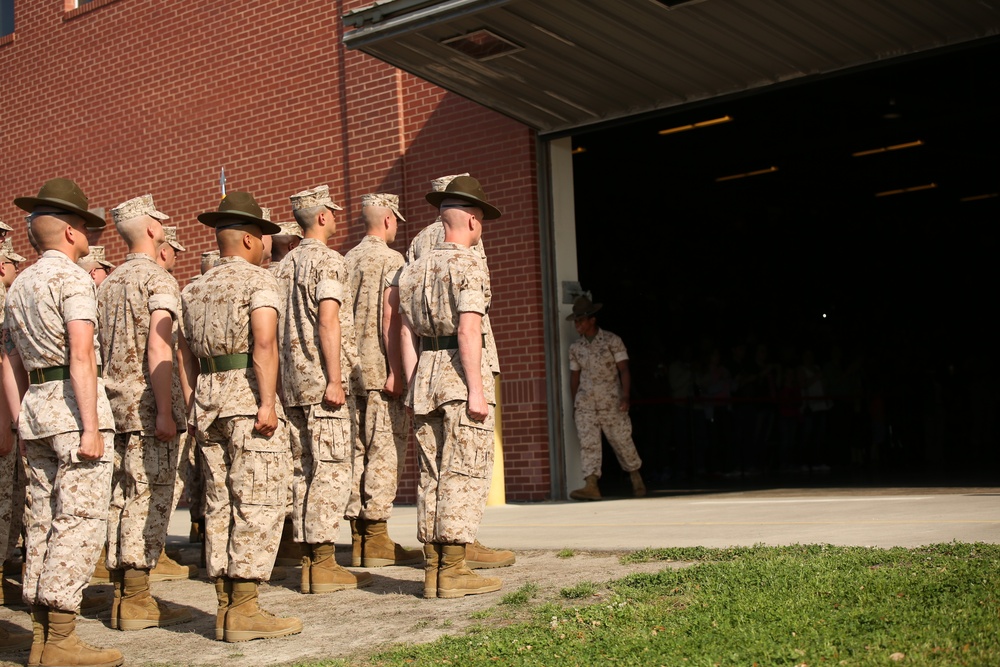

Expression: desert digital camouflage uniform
xmin=181 ymin=256 xmax=290 ymax=580
xmin=569 ymin=328 xmax=642 ymax=478
xmin=274 ymin=238 xmax=359 ymax=545
xmin=3 ymin=250 xmax=115 ymax=612
xmin=406 ymin=220 xmax=500 ymax=376
xmin=344 ymin=234 xmax=409 ymax=521
xmin=0 ymin=257 xmax=27 ymax=565
xmin=98 ymin=253 xmax=186 ymax=570
xmin=398 ymin=242 xmax=494 ymax=544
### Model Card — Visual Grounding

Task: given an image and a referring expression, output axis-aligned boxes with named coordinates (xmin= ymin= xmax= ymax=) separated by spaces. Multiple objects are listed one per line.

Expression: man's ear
xmin=243 ymin=233 xmax=254 ymax=250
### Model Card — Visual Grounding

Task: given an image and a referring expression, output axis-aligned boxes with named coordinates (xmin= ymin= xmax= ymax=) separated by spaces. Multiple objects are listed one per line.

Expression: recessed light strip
xmin=852 ymin=139 xmax=924 ymax=157
xmin=959 ymin=193 xmax=998 ymax=202
xmin=659 ymin=115 xmax=732 ymax=136
xmin=875 ymin=183 xmax=936 ymax=197
xmin=715 ymin=166 xmax=778 ymax=182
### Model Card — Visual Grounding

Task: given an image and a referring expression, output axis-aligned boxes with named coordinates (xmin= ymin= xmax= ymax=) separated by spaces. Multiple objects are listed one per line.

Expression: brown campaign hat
xmin=197 ymin=191 xmax=281 ymax=235
xmin=425 ymin=175 xmax=501 ymax=220
xmin=13 ymin=178 xmax=106 ymax=229
xmin=566 ymin=295 xmax=602 ymax=321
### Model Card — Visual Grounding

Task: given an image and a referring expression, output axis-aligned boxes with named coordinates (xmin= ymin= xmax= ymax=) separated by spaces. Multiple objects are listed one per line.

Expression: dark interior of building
xmin=571 ymin=38 xmax=1000 ymax=492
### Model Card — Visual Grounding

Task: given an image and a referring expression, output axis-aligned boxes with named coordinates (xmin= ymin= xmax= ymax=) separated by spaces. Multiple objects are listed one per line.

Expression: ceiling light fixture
xmin=441 ymin=29 xmax=522 ymax=61
xmin=875 ymin=183 xmax=936 ymax=197
xmin=852 ymin=140 xmax=924 ymax=157
xmin=959 ymin=193 xmax=998 ymax=202
xmin=715 ymin=166 xmax=778 ymax=182
xmin=659 ymin=115 xmax=732 ymax=136
xmin=571 ymin=147 xmax=587 ymax=155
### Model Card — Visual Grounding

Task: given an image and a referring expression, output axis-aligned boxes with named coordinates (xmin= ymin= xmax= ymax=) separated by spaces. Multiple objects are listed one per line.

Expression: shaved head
xmin=28 ymin=211 xmax=79 ymax=248
xmin=115 ymin=213 xmax=157 ymax=246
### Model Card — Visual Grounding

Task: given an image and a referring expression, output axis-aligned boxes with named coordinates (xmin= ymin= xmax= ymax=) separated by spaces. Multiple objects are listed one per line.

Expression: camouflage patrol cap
xmin=201 ymin=250 xmax=220 ymax=261
xmin=289 ymin=185 xmax=343 ymax=213
xmin=162 ymin=226 xmax=186 ymax=252
xmin=0 ymin=217 xmax=12 ymax=233
xmin=275 ymin=221 xmax=303 ymax=238
xmin=0 ymin=239 xmax=27 ymax=263
xmin=361 ymin=193 xmax=406 ymax=222
xmin=111 ymin=194 xmax=169 ymax=227
xmin=78 ymin=245 xmax=115 ymax=270
xmin=430 ymin=173 xmax=470 ymax=193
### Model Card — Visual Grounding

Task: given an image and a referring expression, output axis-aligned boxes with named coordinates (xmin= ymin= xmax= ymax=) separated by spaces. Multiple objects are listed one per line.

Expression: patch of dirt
xmin=0 ymin=548 xmax=683 ymax=667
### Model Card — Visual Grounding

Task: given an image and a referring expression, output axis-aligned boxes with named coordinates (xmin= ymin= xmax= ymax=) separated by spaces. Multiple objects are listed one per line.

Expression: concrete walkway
xmin=168 ymin=485 xmax=1000 ymax=552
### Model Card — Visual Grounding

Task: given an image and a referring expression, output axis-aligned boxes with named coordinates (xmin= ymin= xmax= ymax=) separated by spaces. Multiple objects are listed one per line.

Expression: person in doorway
xmin=567 ymin=296 xmax=645 ymax=501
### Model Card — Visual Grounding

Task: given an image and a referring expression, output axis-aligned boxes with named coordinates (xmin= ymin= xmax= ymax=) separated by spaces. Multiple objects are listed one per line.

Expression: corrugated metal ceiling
xmin=343 ymin=0 xmax=1000 ymax=134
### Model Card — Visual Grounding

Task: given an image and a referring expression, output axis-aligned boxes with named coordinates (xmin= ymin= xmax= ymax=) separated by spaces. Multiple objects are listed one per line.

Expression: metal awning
xmin=343 ymin=0 xmax=1000 ymax=135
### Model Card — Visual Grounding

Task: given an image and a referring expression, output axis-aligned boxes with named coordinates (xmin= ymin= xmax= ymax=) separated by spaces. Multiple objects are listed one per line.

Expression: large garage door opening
xmin=569 ymin=39 xmax=999 ymax=492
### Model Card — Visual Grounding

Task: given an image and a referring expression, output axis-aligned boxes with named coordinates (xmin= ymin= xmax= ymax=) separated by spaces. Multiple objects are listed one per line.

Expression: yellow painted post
xmin=486 ymin=376 xmax=506 ymax=506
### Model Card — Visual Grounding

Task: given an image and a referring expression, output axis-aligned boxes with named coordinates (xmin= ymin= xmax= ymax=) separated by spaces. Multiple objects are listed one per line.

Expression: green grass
xmin=364 ymin=543 xmax=1000 ymax=666
xmin=557 ymin=548 xmax=576 ymax=559
xmin=560 ymin=581 xmax=598 ymax=599
xmin=501 ymin=582 xmax=539 ymax=606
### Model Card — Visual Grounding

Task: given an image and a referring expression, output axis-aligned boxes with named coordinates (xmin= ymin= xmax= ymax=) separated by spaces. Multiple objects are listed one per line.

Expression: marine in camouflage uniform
xmin=4 ymin=178 xmax=123 ymax=666
xmin=344 ymin=193 xmax=421 ymax=568
xmin=274 ymin=184 xmax=371 ymax=594
xmin=97 ymin=194 xmax=193 ymax=630
xmin=398 ymin=175 xmax=503 ymax=599
xmin=181 ymin=191 xmax=301 ymax=642
xmin=566 ymin=296 xmax=644 ymax=501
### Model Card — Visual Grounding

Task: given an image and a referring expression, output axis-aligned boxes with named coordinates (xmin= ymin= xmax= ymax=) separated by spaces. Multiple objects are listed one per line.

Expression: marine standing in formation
xmin=398 ymin=176 xmax=504 ymax=598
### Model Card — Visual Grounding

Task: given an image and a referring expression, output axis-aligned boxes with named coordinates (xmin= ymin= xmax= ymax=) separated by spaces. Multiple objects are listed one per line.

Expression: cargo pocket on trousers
xmin=131 ymin=436 xmax=178 ymax=486
xmin=447 ymin=408 xmax=495 ymax=479
xmin=240 ymin=431 xmax=287 ymax=506
xmin=310 ymin=404 xmax=351 ymax=463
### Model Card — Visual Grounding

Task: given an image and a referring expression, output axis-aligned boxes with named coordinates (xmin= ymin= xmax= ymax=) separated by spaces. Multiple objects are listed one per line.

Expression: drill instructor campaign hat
xmin=425 ymin=175 xmax=501 ymax=220
xmin=566 ymin=295 xmax=603 ymax=321
xmin=197 ymin=191 xmax=281 ymax=235
xmin=14 ymin=178 xmax=107 ymax=229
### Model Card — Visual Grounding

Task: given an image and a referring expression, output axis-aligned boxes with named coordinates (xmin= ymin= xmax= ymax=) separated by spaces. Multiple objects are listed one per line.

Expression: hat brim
xmin=425 ymin=191 xmax=501 ymax=220
xmin=149 ymin=210 xmax=170 ymax=221
xmin=1 ymin=252 xmax=27 ymax=263
xmin=198 ymin=210 xmax=282 ymax=235
xmin=167 ymin=241 xmax=187 ymax=252
xmin=0 ymin=222 xmax=13 ymax=232
xmin=13 ymin=196 xmax=107 ymax=229
xmin=565 ymin=303 xmax=602 ymax=321
xmin=390 ymin=207 xmax=406 ymax=223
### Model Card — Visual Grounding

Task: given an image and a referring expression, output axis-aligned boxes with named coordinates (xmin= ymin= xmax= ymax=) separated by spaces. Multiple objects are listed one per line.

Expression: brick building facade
xmin=0 ymin=0 xmax=551 ymax=500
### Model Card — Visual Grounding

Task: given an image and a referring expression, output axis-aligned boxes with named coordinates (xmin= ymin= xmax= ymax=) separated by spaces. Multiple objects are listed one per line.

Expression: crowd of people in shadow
xmin=624 ymin=332 xmax=997 ymax=487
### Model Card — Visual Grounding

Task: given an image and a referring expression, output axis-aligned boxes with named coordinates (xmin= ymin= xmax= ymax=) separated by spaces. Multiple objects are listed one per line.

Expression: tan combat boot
xmin=107 ymin=570 xmax=123 ymax=630
xmin=89 ymin=547 xmax=111 ymax=584
xmin=0 ymin=621 xmax=33 ymax=655
xmin=437 ymin=544 xmax=502 ymax=599
xmin=213 ymin=577 xmax=232 ymax=641
xmin=569 ymin=474 xmax=601 ymax=501
xmin=117 ymin=569 xmax=192 ymax=631
xmin=41 ymin=610 xmax=123 ymax=667
xmin=362 ymin=520 xmax=423 ymax=567
xmin=423 ymin=543 xmax=441 ymax=599
xmin=0 ymin=559 xmax=24 ymax=608
xmin=274 ymin=519 xmax=306 ymax=567
xmin=149 ymin=549 xmax=198 ymax=582
xmin=79 ymin=587 xmax=111 ymax=617
xmin=27 ymin=604 xmax=47 ymax=667
xmin=630 ymin=470 xmax=646 ymax=497
xmin=223 ymin=579 xmax=302 ymax=642
xmin=466 ymin=541 xmax=515 ymax=569
xmin=307 ymin=544 xmax=372 ymax=594
xmin=350 ymin=519 xmax=364 ymax=567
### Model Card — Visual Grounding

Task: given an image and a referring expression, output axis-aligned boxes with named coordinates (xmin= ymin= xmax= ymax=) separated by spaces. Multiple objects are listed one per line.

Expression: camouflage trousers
xmin=574 ymin=408 xmax=642 ymax=478
xmin=106 ymin=432 xmax=179 ymax=570
xmin=174 ymin=431 xmax=204 ymax=519
xmin=23 ymin=431 xmax=113 ymax=612
xmin=199 ymin=416 xmax=290 ymax=581
xmin=287 ymin=398 xmax=355 ymax=545
xmin=0 ymin=442 xmax=28 ymax=561
xmin=414 ymin=400 xmax=494 ymax=545
xmin=345 ymin=390 xmax=410 ymax=522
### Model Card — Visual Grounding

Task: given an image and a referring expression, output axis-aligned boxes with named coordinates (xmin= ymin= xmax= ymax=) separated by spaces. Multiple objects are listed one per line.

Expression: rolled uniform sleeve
xmin=609 ymin=335 xmax=629 ymax=363
xmin=316 ymin=277 xmax=345 ymax=304
xmin=250 ymin=288 xmax=281 ymax=316
xmin=457 ymin=267 xmax=488 ymax=315
xmin=62 ymin=277 xmax=98 ymax=326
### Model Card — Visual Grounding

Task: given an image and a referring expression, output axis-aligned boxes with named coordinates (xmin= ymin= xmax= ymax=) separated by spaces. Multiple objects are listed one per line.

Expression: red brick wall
xmin=0 ymin=0 xmax=551 ymax=500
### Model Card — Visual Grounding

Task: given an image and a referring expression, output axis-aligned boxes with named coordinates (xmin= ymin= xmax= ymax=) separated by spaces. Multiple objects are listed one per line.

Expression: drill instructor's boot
xmin=423 ymin=544 xmax=441 ymax=599
xmin=27 ymin=604 xmax=47 ymax=667
xmin=149 ymin=549 xmax=198 ymax=582
xmin=213 ymin=577 xmax=232 ymax=641
xmin=41 ymin=610 xmax=123 ymax=667
xmin=630 ymin=470 xmax=647 ymax=497
xmin=0 ymin=621 xmax=32 ymax=654
xmin=223 ymin=580 xmax=302 ymax=642
xmin=569 ymin=474 xmax=601 ymax=501
xmin=465 ymin=541 xmax=515 ymax=569
xmin=107 ymin=570 xmax=124 ymax=630
xmin=350 ymin=519 xmax=363 ymax=567
xmin=437 ymin=544 xmax=502 ymax=599
xmin=307 ymin=544 xmax=372 ymax=593
xmin=274 ymin=519 xmax=306 ymax=567
xmin=118 ymin=569 xmax=192 ymax=631
xmin=362 ymin=520 xmax=423 ymax=567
